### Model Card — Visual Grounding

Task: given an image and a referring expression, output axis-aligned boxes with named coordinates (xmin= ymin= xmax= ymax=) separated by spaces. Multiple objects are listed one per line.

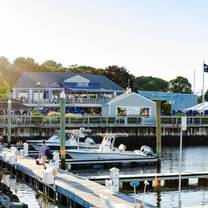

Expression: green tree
xmin=103 ymin=65 xmax=135 ymax=90
xmin=41 ymin=60 xmax=62 ymax=71
xmin=0 ymin=74 xmax=9 ymax=98
xmin=65 ymin=65 xmax=103 ymax=74
xmin=13 ymin=57 xmax=40 ymax=72
xmin=0 ymin=56 xmax=10 ymax=68
xmin=0 ymin=56 xmax=10 ymax=79
xmin=169 ymin=76 xmax=192 ymax=93
xmin=135 ymin=76 xmax=168 ymax=91
xmin=0 ymin=56 xmax=18 ymax=88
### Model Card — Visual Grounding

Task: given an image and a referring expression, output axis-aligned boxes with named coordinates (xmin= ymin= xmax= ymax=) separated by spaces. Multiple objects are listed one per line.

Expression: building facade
xmin=139 ymin=91 xmax=197 ymax=113
xmin=12 ymin=72 xmax=124 ymax=114
xmin=102 ymin=91 xmax=156 ymax=124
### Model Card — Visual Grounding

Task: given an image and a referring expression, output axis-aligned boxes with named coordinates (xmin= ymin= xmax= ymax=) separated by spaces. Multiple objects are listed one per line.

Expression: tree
xmin=134 ymin=76 xmax=168 ymax=92
xmin=169 ymin=76 xmax=192 ymax=93
xmin=103 ymin=65 xmax=135 ymax=90
xmin=0 ymin=56 xmax=10 ymax=68
xmin=65 ymin=65 xmax=102 ymax=74
xmin=41 ymin=60 xmax=63 ymax=71
xmin=0 ymin=57 xmax=18 ymax=88
xmin=0 ymin=56 xmax=10 ymax=80
xmin=0 ymin=74 xmax=9 ymax=98
xmin=13 ymin=57 xmax=40 ymax=72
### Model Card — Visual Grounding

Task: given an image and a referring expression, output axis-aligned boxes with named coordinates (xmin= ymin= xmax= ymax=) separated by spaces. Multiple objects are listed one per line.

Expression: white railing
xmin=0 ymin=115 xmax=142 ymax=127
xmin=0 ymin=115 xmax=208 ymax=127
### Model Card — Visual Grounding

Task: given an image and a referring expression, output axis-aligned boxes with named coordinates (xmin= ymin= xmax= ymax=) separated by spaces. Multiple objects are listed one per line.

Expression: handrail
xmin=0 ymin=115 xmax=143 ymax=127
xmin=0 ymin=115 xmax=208 ymax=127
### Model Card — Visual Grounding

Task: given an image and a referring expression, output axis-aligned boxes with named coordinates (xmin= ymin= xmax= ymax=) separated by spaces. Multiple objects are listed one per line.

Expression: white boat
xmin=67 ymin=133 xmax=156 ymax=160
xmin=27 ymin=128 xmax=99 ymax=151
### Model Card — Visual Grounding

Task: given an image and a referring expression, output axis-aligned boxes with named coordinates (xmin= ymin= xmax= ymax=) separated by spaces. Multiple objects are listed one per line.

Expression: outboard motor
xmin=118 ymin=144 xmax=126 ymax=152
xmin=85 ymin=137 xmax=95 ymax=145
xmin=140 ymin=145 xmax=155 ymax=157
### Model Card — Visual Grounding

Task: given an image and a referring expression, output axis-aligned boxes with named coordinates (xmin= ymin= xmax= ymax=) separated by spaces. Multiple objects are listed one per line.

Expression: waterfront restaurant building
xmin=12 ymin=72 xmax=156 ymax=123
xmin=102 ymin=90 xmax=156 ymax=124
xmin=12 ymin=72 xmax=124 ymax=114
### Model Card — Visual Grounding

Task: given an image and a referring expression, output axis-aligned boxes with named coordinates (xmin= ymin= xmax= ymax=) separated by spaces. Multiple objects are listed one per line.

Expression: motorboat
xmin=27 ymin=128 xmax=99 ymax=151
xmin=67 ymin=133 xmax=156 ymax=160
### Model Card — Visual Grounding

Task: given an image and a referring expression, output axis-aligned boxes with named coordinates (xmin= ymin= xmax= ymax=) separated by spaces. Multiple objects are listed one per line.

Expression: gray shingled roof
xmin=14 ymin=72 xmax=124 ymax=91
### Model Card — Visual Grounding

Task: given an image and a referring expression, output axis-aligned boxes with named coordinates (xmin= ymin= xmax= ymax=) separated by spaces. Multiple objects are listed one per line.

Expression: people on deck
xmin=39 ymin=141 xmax=49 ymax=169
xmin=0 ymin=133 xmax=4 ymax=151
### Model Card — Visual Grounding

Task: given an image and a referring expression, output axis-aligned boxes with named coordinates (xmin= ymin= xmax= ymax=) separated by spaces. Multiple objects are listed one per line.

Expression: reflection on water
xmin=75 ymin=146 xmax=208 ymax=176
xmin=161 ymin=146 xmax=208 ymax=173
xmin=75 ymin=145 xmax=208 ymax=207
xmin=2 ymin=145 xmax=208 ymax=208
xmin=136 ymin=188 xmax=208 ymax=208
xmin=1 ymin=174 xmax=59 ymax=208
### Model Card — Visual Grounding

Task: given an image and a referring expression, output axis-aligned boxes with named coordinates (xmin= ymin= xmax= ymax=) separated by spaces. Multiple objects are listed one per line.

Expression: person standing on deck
xmin=39 ymin=141 xmax=48 ymax=169
xmin=0 ymin=133 xmax=4 ymax=151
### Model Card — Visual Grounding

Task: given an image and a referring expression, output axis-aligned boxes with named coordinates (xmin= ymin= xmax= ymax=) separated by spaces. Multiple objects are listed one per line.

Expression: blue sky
xmin=0 ymin=0 xmax=208 ymax=93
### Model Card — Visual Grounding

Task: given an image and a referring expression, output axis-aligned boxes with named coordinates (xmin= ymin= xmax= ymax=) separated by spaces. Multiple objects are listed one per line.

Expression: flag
xmin=204 ymin=63 xmax=208 ymax=72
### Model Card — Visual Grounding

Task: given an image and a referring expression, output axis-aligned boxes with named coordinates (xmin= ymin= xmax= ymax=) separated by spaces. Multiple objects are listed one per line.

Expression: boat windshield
xmin=48 ymin=133 xmax=59 ymax=141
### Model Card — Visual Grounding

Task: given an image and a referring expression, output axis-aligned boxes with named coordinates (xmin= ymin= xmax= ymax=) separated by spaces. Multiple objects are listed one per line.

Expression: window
xmin=140 ymin=107 xmax=150 ymax=117
xmin=17 ymin=92 xmax=28 ymax=99
xmin=117 ymin=106 xmax=151 ymax=117
xmin=117 ymin=107 xmax=127 ymax=116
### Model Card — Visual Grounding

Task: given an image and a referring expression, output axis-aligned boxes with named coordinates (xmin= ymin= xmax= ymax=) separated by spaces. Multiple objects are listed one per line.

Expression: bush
xmin=31 ymin=111 xmax=44 ymax=124
xmin=162 ymin=103 xmax=171 ymax=115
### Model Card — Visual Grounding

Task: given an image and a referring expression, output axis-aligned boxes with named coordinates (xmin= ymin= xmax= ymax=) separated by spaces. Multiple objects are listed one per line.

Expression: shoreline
xmin=0 ymin=168 xmax=28 ymax=208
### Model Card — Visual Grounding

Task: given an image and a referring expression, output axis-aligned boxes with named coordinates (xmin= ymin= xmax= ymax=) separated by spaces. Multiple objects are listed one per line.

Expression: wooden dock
xmin=88 ymin=171 xmax=208 ymax=182
xmin=66 ymin=158 xmax=157 ymax=170
xmin=27 ymin=151 xmax=157 ymax=170
xmin=87 ymin=171 xmax=208 ymax=187
xmin=0 ymin=148 xmax=156 ymax=208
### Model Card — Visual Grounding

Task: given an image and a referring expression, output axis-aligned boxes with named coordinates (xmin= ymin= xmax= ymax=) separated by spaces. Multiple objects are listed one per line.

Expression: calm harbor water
xmin=2 ymin=145 xmax=208 ymax=208
xmin=1 ymin=174 xmax=60 ymax=208
xmin=75 ymin=145 xmax=208 ymax=208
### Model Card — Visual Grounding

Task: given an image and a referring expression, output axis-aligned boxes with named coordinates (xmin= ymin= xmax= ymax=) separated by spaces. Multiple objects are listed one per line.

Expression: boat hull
xmin=67 ymin=150 xmax=154 ymax=160
xmin=28 ymin=141 xmax=99 ymax=152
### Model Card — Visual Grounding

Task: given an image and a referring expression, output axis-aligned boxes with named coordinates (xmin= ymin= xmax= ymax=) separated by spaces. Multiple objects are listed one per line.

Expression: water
xmin=2 ymin=145 xmax=208 ymax=207
xmin=74 ymin=145 xmax=208 ymax=176
xmin=161 ymin=146 xmax=208 ymax=173
xmin=1 ymin=174 xmax=59 ymax=208
xmin=136 ymin=188 xmax=208 ymax=208
xmin=74 ymin=145 xmax=208 ymax=207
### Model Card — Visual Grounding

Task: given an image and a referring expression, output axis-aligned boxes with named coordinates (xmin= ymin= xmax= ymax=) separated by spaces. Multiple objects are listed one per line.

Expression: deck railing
xmin=0 ymin=115 xmax=142 ymax=127
xmin=22 ymin=97 xmax=112 ymax=105
xmin=0 ymin=115 xmax=208 ymax=127
xmin=161 ymin=116 xmax=208 ymax=126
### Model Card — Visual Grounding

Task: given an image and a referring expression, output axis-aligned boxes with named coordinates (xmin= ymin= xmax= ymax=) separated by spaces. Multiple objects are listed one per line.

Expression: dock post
xmin=7 ymin=99 xmax=12 ymax=148
xmin=156 ymin=101 xmax=162 ymax=163
xmin=60 ymin=90 xmax=66 ymax=170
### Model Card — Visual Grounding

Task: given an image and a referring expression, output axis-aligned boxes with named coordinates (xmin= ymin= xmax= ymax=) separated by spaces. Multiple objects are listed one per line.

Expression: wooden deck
xmin=0 ymin=148 xmax=156 ymax=208
xmin=88 ymin=171 xmax=208 ymax=183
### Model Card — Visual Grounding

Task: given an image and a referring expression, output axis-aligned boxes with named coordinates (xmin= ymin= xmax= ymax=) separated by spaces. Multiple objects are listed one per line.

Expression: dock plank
xmin=0 ymin=148 xmax=155 ymax=208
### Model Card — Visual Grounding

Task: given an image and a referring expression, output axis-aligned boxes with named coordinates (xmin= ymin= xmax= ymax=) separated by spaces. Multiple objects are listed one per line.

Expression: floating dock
xmin=66 ymin=158 xmax=158 ymax=170
xmin=27 ymin=150 xmax=158 ymax=170
xmin=0 ymin=148 xmax=156 ymax=208
xmin=88 ymin=171 xmax=208 ymax=187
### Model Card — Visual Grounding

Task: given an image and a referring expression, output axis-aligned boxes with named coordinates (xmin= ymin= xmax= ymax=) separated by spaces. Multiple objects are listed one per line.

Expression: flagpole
xmin=203 ymin=61 xmax=205 ymax=116
xmin=193 ymin=70 xmax=196 ymax=94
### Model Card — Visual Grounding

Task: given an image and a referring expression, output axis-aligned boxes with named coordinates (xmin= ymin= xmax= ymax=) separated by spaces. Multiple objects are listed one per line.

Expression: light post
xmin=7 ymin=99 xmax=11 ymax=148
xmin=36 ymin=81 xmax=40 ymax=112
xmin=142 ymin=180 xmax=149 ymax=207
xmin=60 ymin=90 xmax=66 ymax=169
xmin=178 ymin=116 xmax=187 ymax=208
xmin=130 ymin=180 xmax=140 ymax=208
